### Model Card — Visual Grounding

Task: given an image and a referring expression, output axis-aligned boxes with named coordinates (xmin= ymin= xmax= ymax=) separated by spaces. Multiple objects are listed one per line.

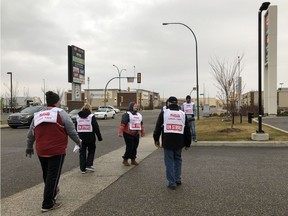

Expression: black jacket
xmin=153 ymin=104 xmax=191 ymax=150
xmin=75 ymin=110 xmax=102 ymax=143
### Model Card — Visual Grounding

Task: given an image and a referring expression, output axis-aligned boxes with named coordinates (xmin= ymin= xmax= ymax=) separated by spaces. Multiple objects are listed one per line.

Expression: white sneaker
xmin=86 ymin=166 xmax=95 ymax=172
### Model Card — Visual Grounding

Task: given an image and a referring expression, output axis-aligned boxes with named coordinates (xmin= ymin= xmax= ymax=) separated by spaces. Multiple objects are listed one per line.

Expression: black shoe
xmin=176 ymin=181 xmax=182 ymax=185
xmin=167 ymin=185 xmax=176 ymax=190
xmin=41 ymin=202 xmax=62 ymax=213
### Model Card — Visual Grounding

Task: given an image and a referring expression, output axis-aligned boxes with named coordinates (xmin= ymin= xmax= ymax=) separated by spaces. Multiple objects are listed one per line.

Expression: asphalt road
xmin=71 ymin=146 xmax=288 ymax=216
xmin=1 ymin=111 xmax=288 ymax=215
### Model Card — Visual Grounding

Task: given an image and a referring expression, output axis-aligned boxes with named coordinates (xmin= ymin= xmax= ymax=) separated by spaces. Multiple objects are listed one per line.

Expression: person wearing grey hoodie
xmin=26 ymin=91 xmax=81 ymax=212
xmin=118 ymin=102 xmax=145 ymax=166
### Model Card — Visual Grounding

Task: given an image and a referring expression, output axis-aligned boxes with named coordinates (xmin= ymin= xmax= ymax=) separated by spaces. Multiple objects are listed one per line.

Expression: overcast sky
xmin=1 ymin=0 xmax=288 ymax=102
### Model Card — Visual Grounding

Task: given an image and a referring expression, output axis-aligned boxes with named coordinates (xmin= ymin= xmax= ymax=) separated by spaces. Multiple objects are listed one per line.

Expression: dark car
xmin=7 ymin=106 xmax=43 ymax=129
xmin=68 ymin=109 xmax=81 ymax=123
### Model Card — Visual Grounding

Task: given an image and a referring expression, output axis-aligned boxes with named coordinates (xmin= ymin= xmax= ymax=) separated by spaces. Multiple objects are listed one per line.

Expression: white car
xmin=94 ymin=108 xmax=115 ymax=119
xmin=99 ymin=105 xmax=120 ymax=113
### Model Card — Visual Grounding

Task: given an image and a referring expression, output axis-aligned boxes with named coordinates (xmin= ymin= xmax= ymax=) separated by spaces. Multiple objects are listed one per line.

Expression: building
xmin=64 ymin=89 xmax=160 ymax=111
xmin=277 ymin=87 xmax=288 ymax=110
xmin=241 ymin=88 xmax=288 ymax=114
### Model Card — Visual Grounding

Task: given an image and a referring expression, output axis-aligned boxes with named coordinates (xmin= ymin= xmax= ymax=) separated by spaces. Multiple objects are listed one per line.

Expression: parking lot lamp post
xmin=189 ymin=87 xmax=197 ymax=97
xmin=257 ymin=2 xmax=270 ymax=133
xmin=7 ymin=72 xmax=13 ymax=112
xmin=162 ymin=22 xmax=200 ymax=120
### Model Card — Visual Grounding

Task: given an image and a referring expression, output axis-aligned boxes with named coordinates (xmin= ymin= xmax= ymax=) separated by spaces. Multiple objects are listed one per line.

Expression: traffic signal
xmin=137 ymin=73 xmax=141 ymax=83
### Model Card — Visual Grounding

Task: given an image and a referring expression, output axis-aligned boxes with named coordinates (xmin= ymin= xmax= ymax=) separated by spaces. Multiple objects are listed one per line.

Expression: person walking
xmin=75 ymin=103 xmax=103 ymax=174
xmin=26 ymin=91 xmax=82 ymax=212
xmin=118 ymin=102 xmax=145 ymax=166
xmin=153 ymin=96 xmax=191 ymax=190
xmin=182 ymin=95 xmax=197 ymax=142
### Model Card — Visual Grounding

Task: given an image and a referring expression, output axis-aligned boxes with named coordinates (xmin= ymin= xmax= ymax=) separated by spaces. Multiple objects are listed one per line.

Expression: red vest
xmin=34 ymin=111 xmax=68 ymax=157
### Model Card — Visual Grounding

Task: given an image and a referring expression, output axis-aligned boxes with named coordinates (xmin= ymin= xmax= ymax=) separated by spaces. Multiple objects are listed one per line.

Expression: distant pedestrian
xmin=162 ymin=99 xmax=169 ymax=111
xmin=182 ymin=95 xmax=197 ymax=142
xmin=153 ymin=96 xmax=191 ymax=190
xmin=118 ymin=102 xmax=145 ymax=166
xmin=26 ymin=91 xmax=82 ymax=212
xmin=76 ymin=103 xmax=103 ymax=174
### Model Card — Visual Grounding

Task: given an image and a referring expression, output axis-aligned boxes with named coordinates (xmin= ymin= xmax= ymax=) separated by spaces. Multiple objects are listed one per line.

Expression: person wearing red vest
xmin=118 ymin=102 xmax=145 ymax=166
xmin=153 ymin=96 xmax=191 ymax=190
xmin=26 ymin=91 xmax=81 ymax=212
xmin=75 ymin=103 xmax=102 ymax=174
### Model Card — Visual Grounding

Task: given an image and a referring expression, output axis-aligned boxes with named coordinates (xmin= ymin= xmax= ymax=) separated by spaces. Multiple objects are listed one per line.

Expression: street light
xmin=7 ymin=72 xmax=13 ymax=112
xmin=87 ymin=77 xmax=90 ymax=102
xmin=43 ymin=79 xmax=46 ymax=105
xmin=113 ymin=65 xmax=126 ymax=91
xmin=257 ymin=2 xmax=270 ymax=133
xmin=162 ymin=22 xmax=200 ymax=120
xmin=189 ymin=87 xmax=197 ymax=96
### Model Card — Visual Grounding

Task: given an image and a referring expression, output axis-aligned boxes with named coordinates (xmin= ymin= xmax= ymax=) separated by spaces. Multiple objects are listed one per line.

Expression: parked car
xmin=68 ymin=109 xmax=81 ymax=123
xmin=99 ymin=105 xmax=120 ymax=113
xmin=7 ymin=106 xmax=43 ymax=128
xmin=94 ymin=108 xmax=115 ymax=119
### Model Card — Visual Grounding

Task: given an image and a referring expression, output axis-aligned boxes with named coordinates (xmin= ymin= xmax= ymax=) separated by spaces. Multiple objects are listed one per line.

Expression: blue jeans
xmin=189 ymin=120 xmax=196 ymax=140
xmin=164 ymin=148 xmax=182 ymax=186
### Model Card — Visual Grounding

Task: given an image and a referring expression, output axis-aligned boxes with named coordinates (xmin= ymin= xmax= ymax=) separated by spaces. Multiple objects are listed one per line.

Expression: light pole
xmin=7 ymin=72 xmax=13 ymax=112
xmin=43 ymin=79 xmax=46 ymax=105
xmin=162 ymin=22 xmax=200 ymax=120
xmin=113 ymin=65 xmax=126 ymax=91
xmin=87 ymin=76 xmax=90 ymax=102
xmin=257 ymin=2 xmax=270 ymax=133
xmin=189 ymin=87 xmax=197 ymax=96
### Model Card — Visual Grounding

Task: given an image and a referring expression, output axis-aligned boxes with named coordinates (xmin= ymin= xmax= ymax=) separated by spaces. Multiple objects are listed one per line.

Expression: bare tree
xmin=55 ymin=88 xmax=65 ymax=102
xmin=23 ymin=87 xmax=30 ymax=98
xmin=209 ymin=55 xmax=244 ymax=127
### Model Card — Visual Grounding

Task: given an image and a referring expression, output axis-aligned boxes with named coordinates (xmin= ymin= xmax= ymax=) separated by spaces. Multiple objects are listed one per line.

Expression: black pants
xmin=79 ymin=141 xmax=96 ymax=171
xmin=38 ymin=154 xmax=65 ymax=209
xmin=122 ymin=133 xmax=139 ymax=160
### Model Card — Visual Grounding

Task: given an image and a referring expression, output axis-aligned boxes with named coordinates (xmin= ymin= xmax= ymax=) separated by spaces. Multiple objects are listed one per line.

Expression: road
xmin=2 ymin=110 xmax=288 ymax=215
xmin=1 ymin=110 xmax=160 ymax=198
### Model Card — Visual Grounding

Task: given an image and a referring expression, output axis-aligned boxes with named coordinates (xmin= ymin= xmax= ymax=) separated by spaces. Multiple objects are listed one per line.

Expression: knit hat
xmin=46 ymin=91 xmax=60 ymax=106
xmin=168 ymin=96 xmax=178 ymax=104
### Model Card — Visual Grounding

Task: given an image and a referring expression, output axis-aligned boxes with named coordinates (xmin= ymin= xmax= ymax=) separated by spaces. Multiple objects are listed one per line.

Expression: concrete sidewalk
xmin=2 ymin=131 xmax=288 ymax=216
xmin=1 ymin=135 xmax=156 ymax=216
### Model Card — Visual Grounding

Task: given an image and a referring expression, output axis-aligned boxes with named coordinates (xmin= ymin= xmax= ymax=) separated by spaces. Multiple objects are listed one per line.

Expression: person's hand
xmin=118 ymin=132 xmax=123 ymax=137
xmin=98 ymin=137 xmax=103 ymax=141
xmin=141 ymin=131 xmax=145 ymax=137
xmin=185 ymin=146 xmax=190 ymax=150
xmin=155 ymin=141 xmax=160 ymax=148
xmin=26 ymin=148 xmax=34 ymax=158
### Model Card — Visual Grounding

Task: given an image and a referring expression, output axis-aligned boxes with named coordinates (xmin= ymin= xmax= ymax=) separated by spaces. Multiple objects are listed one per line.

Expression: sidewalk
xmin=2 ymin=132 xmax=288 ymax=216
xmin=1 ymin=135 xmax=156 ymax=216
